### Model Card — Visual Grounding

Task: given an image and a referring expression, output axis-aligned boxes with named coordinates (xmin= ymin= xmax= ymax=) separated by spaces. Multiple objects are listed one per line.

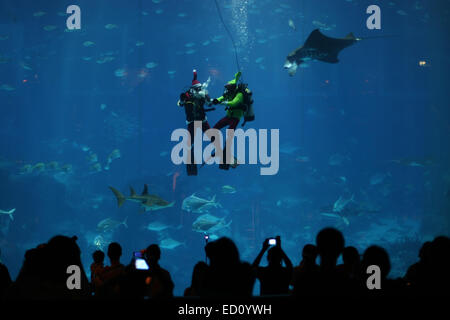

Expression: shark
xmin=0 ymin=208 xmax=15 ymax=221
xmin=109 ymin=184 xmax=174 ymax=212
xmin=284 ymin=29 xmax=360 ymax=76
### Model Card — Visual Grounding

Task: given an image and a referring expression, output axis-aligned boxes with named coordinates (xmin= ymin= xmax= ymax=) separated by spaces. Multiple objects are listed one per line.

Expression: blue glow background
xmin=0 ymin=0 xmax=449 ymax=295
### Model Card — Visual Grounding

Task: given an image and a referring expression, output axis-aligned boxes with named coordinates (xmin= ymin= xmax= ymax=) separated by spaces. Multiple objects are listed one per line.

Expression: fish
xmin=96 ymin=56 xmax=115 ymax=64
xmin=284 ymin=29 xmax=360 ymax=76
xmin=33 ymin=11 xmax=46 ymax=17
xmin=114 ymin=68 xmax=127 ymax=77
xmin=105 ymin=24 xmax=118 ymax=30
xmin=221 ymin=185 xmax=236 ymax=194
xmin=83 ymin=41 xmax=95 ymax=47
xmin=255 ymin=57 xmax=264 ymax=64
xmin=333 ymin=194 xmax=354 ymax=213
xmin=20 ymin=62 xmax=32 ymax=70
xmin=90 ymin=162 xmax=102 ymax=172
xmin=312 ymin=20 xmax=336 ymax=31
xmin=0 ymin=208 xmax=15 ymax=221
xmin=321 ymin=212 xmax=350 ymax=226
xmin=32 ymin=162 xmax=46 ymax=173
xmin=279 ymin=142 xmax=301 ymax=155
xmin=288 ymin=19 xmax=296 ymax=31
xmin=159 ymin=238 xmax=185 ymax=250
xmin=145 ymin=221 xmax=171 ymax=232
xmin=60 ymin=164 xmax=73 ymax=173
xmin=109 ymin=184 xmax=175 ymax=212
xmin=155 ymin=9 xmax=164 ymax=14
xmin=43 ymin=25 xmax=57 ymax=31
xmin=182 ymin=194 xmax=221 ymax=213
xmin=295 ymin=156 xmax=310 ymax=163
xmin=0 ymin=84 xmax=15 ymax=91
xmin=86 ymin=153 xmax=98 ymax=163
xmin=97 ymin=217 xmax=128 ymax=233
xmin=108 ymin=149 xmax=121 ymax=160
xmin=185 ymin=42 xmax=195 ymax=48
xmin=192 ymin=213 xmax=231 ymax=233
xmin=389 ymin=158 xmax=433 ymax=167
xmin=145 ymin=62 xmax=158 ymax=69
xmin=276 ymin=196 xmax=310 ymax=209
xmin=46 ymin=161 xmax=59 ymax=170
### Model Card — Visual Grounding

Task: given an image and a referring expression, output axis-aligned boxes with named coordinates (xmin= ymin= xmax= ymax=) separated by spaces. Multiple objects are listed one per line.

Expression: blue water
xmin=0 ymin=0 xmax=449 ymax=296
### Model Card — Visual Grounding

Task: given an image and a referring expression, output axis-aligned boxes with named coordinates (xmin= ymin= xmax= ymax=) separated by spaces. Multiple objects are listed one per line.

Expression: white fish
xmin=333 ymin=194 xmax=354 ymax=213
xmin=255 ymin=57 xmax=264 ymax=64
xmin=0 ymin=208 xmax=15 ymax=221
xmin=145 ymin=221 xmax=171 ymax=232
xmin=146 ymin=62 xmax=158 ymax=69
xmin=159 ymin=238 xmax=185 ymax=250
xmin=321 ymin=212 xmax=350 ymax=226
xmin=182 ymin=194 xmax=221 ymax=213
xmin=288 ymin=19 xmax=296 ymax=31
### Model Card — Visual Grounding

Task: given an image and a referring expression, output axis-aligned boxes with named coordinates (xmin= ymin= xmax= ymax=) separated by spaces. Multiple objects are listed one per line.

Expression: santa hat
xmin=192 ymin=69 xmax=201 ymax=86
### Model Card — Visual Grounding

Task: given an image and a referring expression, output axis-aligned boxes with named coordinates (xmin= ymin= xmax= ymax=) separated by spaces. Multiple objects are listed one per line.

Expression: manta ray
xmin=284 ymin=29 xmax=360 ymax=76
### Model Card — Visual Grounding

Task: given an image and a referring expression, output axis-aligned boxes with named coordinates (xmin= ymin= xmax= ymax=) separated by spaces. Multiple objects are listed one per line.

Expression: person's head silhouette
xmin=316 ymin=228 xmax=345 ymax=266
xmin=107 ymin=242 xmax=122 ymax=264
xmin=362 ymin=245 xmax=390 ymax=279
xmin=302 ymin=244 xmax=318 ymax=263
xmin=145 ymin=244 xmax=161 ymax=266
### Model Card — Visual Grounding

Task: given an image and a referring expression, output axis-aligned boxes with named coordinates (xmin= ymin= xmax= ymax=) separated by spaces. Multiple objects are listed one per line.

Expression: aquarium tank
xmin=0 ymin=0 xmax=449 ymax=297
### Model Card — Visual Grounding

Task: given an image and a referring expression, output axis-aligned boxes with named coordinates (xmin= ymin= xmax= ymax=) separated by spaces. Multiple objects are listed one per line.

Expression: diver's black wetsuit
xmin=178 ymin=86 xmax=213 ymax=176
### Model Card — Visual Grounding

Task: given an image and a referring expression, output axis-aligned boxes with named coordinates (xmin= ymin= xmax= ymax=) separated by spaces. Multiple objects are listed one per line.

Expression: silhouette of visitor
xmin=184 ymin=261 xmax=208 ymax=297
xmin=252 ymin=236 xmax=293 ymax=295
xmin=90 ymin=250 xmax=105 ymax=296
xmin=360 ymin=245 xmax=404 ymax=295
xmin=6 ymin=235 xmax=90 ymax=300
xmin=97 ymin=242 xmax=125 ymax=298
xmin=143 ymin=244 xmax=174 ymax=298
xmin=0 ymin=249 xmax=12 ymax=299
xmin=200 ymin=237 xmax=255 ymax=297
xmin=291 ymin=244 xmax=319 ymax=292
xmin=294 ymin=227 xmax=349 ymax=296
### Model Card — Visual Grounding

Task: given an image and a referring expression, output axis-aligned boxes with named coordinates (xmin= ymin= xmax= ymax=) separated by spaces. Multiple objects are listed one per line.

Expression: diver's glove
xmin=212 ymin=98 xmax=220 ymax=105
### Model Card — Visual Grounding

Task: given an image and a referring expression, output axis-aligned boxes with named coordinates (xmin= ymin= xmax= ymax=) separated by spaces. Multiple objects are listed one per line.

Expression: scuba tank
xmin=237 ymin=83 xmax=254 ymax=126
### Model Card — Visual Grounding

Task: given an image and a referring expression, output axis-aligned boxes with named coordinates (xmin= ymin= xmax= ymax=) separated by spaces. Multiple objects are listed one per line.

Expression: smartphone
xmin=135 ymin=257 xmax=149 ymax=270
xmin=268 ymin=238 xmax=277 ymax=246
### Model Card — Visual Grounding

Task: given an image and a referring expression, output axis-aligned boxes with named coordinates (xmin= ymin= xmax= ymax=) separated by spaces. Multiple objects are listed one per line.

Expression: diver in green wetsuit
xmin=211 ymin=71 xmax=253 ymax=170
